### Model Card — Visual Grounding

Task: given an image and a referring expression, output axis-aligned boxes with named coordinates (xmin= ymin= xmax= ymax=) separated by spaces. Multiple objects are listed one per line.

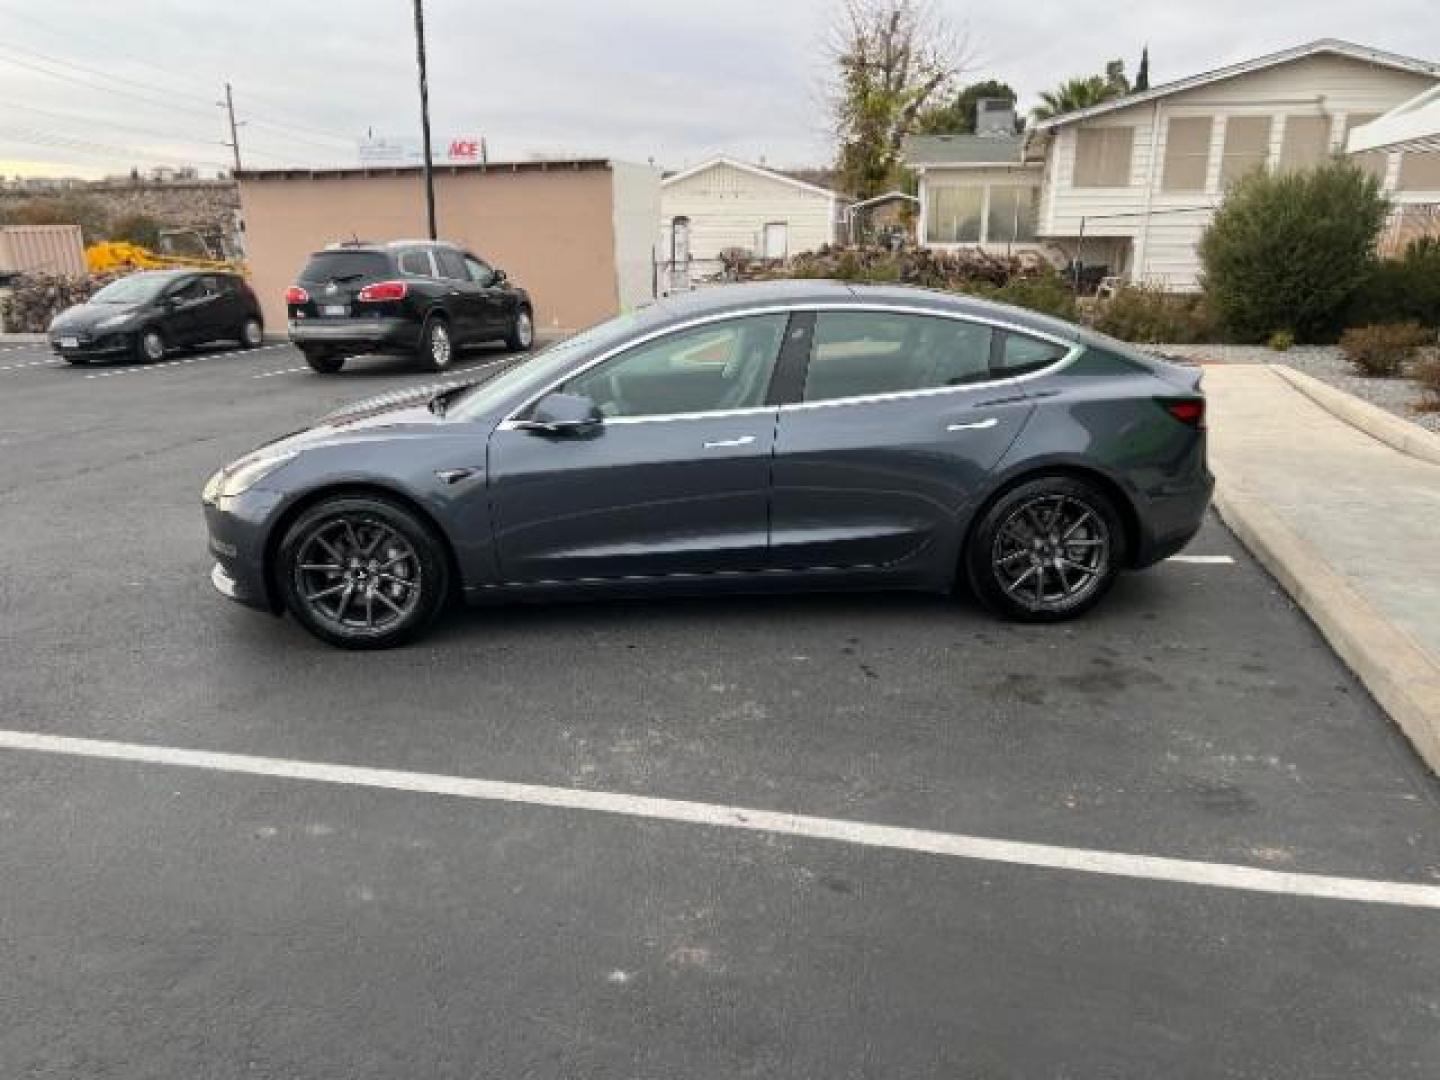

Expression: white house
xmin=659 ymin=157 xmax=850 ymax=285
xmin=907 ymin=40 xmax=1440 ymax=289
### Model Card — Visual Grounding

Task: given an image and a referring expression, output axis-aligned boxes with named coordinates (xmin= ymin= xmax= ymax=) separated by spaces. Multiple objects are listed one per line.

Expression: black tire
xmin=965 ymin=476 xmax=1125 ymax=623
xmin=135 ymin=326 xmax=166 ymax=363
xmin=238 ymin=316 xmax=264 ymax=349
xmin=303 ymin=349 xmax=345 ymax=374
xmin=276 ymin=495 xmax=451 ymax=649
xmin=504 ymin=306 xmax=535 ymax=352
xmin=418 ymin=315 xmax=453 ymax=372
xmin=63 ymin=354 xmax=88 ymax=366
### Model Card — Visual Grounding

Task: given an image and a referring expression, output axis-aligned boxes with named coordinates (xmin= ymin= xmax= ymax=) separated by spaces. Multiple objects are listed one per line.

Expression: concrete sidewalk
xmin=1204 ymin=365 xmax=1440 ymax=770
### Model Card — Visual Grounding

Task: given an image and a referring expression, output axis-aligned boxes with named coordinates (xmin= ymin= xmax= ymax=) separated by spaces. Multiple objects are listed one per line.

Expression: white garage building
xmin=658 ymin=156 xmax=850 ymax=290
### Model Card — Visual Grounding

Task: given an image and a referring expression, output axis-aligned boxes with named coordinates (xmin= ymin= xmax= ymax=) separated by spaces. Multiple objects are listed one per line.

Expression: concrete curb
xmin=1272 ymin=364 xmax=1440 ymax=467
xmin=1211 ymin=477 xmax=1440 ymax=775
xmin=0 ymin=333 xmax=47 ymax=344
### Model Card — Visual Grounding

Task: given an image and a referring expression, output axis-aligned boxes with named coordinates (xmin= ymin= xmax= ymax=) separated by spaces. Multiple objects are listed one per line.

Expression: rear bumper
xmin=1132 ymin=467 xmax=1215 ymax=568
xmin=287 ymin=317 xmax=420 ymax=353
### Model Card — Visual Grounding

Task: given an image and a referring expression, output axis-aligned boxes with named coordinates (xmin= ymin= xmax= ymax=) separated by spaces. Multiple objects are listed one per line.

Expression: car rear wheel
xmin=505 ymin=307 xmax=534 ymax=352
xmin=136 ymin=327 xmax=166 ymax=363
xmin=239 ymin=316 xmax=264 ymax=348
xmin=419 ymin=317 xmax=453 ymax=371
xmin=966 ymin=477 xmax=1124 ymax=622
xmin=276 ymin=496 xmax=451 ymax=649
xmin=302 ymin=349 xmax=345 ymax=374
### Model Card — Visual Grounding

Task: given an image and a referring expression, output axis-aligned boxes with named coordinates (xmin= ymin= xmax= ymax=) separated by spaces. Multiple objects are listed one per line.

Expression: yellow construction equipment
xmin=85 ymin=241 xmax=239 ymax=275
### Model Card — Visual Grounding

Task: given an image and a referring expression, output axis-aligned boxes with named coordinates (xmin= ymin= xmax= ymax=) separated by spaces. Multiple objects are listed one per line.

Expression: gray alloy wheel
xmin=967 ymin=477 xmax=1123 ymax=623
xmin=506 ymin=307 xmax=534 ymax=352
xmin=421 ymin=318 xmax=452 ymax=371
xmin=277 ymin=496 xmax=450 ymax=649
xmin=137 ymin=327 xmax=166 ymax=363
xmin=239 ymin=317 xmax=263 ymax=348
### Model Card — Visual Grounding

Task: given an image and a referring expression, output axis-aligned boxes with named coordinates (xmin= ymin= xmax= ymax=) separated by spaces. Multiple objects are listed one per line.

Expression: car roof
xmin=636 ymin=280 xmax=1085 ymax=341
xmin=310 ymin=240 xmax=462 ymax=255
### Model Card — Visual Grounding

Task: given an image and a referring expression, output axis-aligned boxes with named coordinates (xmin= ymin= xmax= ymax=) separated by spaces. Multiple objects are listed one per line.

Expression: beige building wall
xmin=238 ymin=164 xmax=630 ymax=335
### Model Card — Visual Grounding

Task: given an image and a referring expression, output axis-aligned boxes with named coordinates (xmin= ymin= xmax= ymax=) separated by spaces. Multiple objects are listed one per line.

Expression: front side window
xmin=464 ymin=256 xmax=495 ymax=285
xmin=926 ymin=185 xmax=983 ymax=243
xmin=560 ymin=314 xmax=788 ymax=419
xmin=804 ymin=312 xmax=993 ymax=403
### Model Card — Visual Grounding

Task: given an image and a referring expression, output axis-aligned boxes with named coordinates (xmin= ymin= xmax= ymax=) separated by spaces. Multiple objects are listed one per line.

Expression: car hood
xmin=49 ymin=302 xmax=148 ymax=332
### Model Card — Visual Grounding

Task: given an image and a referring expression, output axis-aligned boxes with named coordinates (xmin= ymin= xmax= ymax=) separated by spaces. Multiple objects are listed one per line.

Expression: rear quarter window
xmin=299 ymin=251 xmax=390 ymax=283
xmin=996 ymin=333 xmax=1071 ymax=377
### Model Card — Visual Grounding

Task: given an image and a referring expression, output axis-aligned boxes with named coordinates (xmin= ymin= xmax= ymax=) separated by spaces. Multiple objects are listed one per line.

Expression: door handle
xmin=947 ymin=418 xmax=999 ymax=432
xmin=702 ymin=435 xmax=756 ymax=449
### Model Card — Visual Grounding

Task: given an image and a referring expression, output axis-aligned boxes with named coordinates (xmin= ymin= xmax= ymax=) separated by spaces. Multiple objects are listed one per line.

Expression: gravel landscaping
xmin=1153 ymin=344 xmax=1440 ymax=434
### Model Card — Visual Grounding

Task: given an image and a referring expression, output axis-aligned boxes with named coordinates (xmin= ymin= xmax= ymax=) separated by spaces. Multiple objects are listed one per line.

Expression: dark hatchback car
xmin=204 ymin=281 xmax=1212 ymax=649
xmin=286 ymin=240 xmax=533 ymax=374
xmin=49 ymin=269 xmax=263 ymax=365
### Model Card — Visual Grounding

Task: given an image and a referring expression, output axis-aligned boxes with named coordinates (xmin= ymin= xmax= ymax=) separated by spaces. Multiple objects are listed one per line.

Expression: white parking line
xmin=0 ymin=357 xmax=63 ymax=373
xmin=1167 ymin=555 xmax=1236 ymax=565
xmin=2 ymin=728 xmax=1437 ymax=910
xmin=83 ymin=343 xmax=291 ymax=380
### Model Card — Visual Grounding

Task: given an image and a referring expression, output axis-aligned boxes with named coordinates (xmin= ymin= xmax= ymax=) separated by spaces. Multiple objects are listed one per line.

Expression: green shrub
xmin=966 ymin=270 xmax=1078 ymax=321
xmin=1198 ymin=160 xmax=1389 ymax=342
xmin=1348 ymin=237 xmax=1440 ymax=327
xmin=1087 ymin=285 xmax=1215 ymax=343
xmin=1339 ymin=323 xmax=1434 ymax=377
xmin=1266 ymin=329 xmax=1296 ymax=352
xmin=106 ymin=212 xmax=163 ymax=250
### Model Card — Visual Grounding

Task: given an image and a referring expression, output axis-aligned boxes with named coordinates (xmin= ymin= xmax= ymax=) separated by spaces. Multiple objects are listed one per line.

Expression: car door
xmin=487 ymin=312 xmax=792 ymax=582
xmin=463 ymin=254 xmax=510 ymax=338
xmin=769 ymin=309 xmax=1053 ymax=571
xmin=161 ymin=275 xmax=208 ymax=345
xmin=432 ymin=247 xmax=485 ymax=343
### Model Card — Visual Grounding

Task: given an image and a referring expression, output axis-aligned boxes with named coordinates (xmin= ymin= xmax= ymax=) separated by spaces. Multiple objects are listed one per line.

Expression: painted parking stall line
xmin=83 ymin=342 xmax=291 ymax=380
xmin=1166 ymin=555 xmax=1236 ymax=565
xmin=0 ymin=356 xmax=65 ymax=374
xmin=2 ymin=728 xmax=1438 ymax=910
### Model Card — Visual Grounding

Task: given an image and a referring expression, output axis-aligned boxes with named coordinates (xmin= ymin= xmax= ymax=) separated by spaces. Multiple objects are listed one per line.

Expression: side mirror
xmin=492 ymin=268 xmax=508 ymax=285
xmin=515 ymin=392 xmax=602 ymax=436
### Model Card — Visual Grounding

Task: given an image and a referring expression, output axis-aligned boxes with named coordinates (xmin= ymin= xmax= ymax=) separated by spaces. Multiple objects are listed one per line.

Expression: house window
xmin=1344 ymin=114 xmax=1389 ymax=184
xmin=1220 ymin=116 xmax=1272 ymax=187
xmin=1279 ymin=115 xmax=1331 ymax=172
xmin=986 ymin=186 xmax=1038 ymax=242
xmin=761 ymin=222 xmax=789 ymax=259
xmin=1397 ymin=152 xmax=1440 ymax=191
xmin=1162 ymin=117 xmax=1213 ymax=192
xmin=927 ymin=186 xmax=983 ymax=243
xmin=1073 ymin=127 xmax=1134 ymax=187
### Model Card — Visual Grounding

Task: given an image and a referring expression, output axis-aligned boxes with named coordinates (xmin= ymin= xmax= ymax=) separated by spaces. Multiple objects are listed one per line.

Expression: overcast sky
xmin=1 ymin=0 xmax=1437 ymax=178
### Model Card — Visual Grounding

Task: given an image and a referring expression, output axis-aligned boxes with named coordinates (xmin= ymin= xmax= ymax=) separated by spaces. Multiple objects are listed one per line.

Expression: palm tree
xmin=1031 ymin=66 xmax=1130 ymax=122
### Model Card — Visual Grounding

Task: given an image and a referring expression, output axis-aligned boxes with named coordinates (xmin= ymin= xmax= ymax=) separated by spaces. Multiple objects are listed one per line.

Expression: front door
xmin=770 ymin=310 xmax=1047 ymax=570
xmin=464 ymin=254 xmax=511 ymax=339
xmin=488 ymin=313 xmax=791 ymax=582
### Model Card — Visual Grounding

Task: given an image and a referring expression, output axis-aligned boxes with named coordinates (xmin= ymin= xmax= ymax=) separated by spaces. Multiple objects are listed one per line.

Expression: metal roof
xmin=236 ymin=160 xmax=613 ymax=181
xmin=1031 ymin=39 xmax=1440 ymax=132
xmin=1348 ymin=84 xmax=1440 ymax=154
xmin=902 ymin=134 xmax=1028 ymax=167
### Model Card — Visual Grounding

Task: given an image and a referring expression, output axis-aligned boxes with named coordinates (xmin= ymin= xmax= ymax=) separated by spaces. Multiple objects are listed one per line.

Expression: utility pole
xmin=219 ymin=82 xmax=244 ymax=175
xmin=411 ymin=0 xmax=438 ymax=239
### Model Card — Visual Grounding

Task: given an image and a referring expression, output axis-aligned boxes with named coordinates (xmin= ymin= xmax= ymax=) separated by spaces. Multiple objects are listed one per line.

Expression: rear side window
xmin=398 ymin=249 xmax=435 ymax=277
xmin=434 ymin=249 xmax=468 ymax=280
xmin=804 ymin=312 xmax=993 ymax=403
xmin=299 ymin=251 xmax=389 ymax=284
xmin=996 ymin=333 xmax=1070 ymax=377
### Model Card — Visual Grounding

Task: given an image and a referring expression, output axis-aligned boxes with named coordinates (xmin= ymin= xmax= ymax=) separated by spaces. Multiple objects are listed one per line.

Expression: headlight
xmin=95 ymin=313 xmax=136 ymax=332
xmin=203 ymin=449 xmax=299 ymax=504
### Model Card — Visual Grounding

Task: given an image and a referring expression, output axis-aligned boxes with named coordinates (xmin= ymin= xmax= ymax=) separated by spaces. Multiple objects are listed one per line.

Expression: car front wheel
xmin=276 ymin=495 xmax=451 ymax=649
xmin=505 ymin=307 xmax=534 ymax=352
xmin=966 ymin=477 xmax=1124 ymax=622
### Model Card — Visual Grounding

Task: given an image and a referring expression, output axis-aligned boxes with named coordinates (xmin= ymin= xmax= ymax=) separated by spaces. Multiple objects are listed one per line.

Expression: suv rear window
xmin=298 ymin=251 xmax=390 ymax=284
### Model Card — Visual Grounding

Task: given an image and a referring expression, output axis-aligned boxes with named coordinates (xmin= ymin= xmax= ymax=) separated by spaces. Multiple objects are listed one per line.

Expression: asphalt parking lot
xmin=1 ymin=337 xmax=1438 ymax=1078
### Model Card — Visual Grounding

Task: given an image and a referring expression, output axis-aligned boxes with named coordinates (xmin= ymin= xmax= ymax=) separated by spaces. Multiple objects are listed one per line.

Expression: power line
xmin=0 ymin=126 xmax=231 ymax=170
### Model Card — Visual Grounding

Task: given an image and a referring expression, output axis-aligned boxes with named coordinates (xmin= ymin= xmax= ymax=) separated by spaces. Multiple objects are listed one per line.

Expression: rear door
xmin=432 ymin=247 xmax=485 ymax=343
xmin=769 ymin=309 xmax=1052 ymax=570
xmin=487 ymin=313 xmax=791 ymax=582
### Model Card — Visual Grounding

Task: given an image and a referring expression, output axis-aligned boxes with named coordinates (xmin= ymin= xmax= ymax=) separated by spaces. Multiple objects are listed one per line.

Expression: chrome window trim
xmin=497 ymin=302 xmax=1081 ymax=427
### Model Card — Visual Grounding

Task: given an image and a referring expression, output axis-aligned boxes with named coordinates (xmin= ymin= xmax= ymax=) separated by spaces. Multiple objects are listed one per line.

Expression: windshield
xmin=88 ymin=274 xmax=176 ymax=304
xmin=448 ymin=309 xmax=648 ymax=420
xmin=299 ymin=250 xmax=390 ymax=284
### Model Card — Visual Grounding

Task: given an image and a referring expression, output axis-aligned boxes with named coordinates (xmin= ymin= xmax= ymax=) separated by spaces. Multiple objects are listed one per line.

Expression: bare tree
xmin=828 ymin=0 xmax=969 ymax=199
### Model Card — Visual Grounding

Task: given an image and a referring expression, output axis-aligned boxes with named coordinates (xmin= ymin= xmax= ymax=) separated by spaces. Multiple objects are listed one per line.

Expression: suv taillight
xmin=285 ymin=285 xmax=309 ymax=304
xmin=1160 ymin=398 xmax=1206 ymax=429
xmin=357 ymin=280 xmax=408 ymax=302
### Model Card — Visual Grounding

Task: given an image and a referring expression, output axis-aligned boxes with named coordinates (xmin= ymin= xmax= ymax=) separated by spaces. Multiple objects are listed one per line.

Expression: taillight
xmin=285 ymin=285 xmax=309 ymax=304
xmin=1160 ymin=397 xmax=1206 ymax=429
xmin=357 ymin=280 xmax=408 ymax=302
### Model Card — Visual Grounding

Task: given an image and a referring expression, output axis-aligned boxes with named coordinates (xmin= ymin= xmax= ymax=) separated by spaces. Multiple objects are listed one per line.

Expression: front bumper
xmin=287 ymin=317 xmax=421 ymax=353
xmin=50 ymin=331 xmax=134 ymax=358
xmin=204 ymin=487 xmax=287 ymax=612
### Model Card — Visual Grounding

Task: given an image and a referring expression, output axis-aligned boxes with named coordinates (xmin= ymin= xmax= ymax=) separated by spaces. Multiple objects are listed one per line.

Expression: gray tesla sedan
xmin=203 ymin=281 xmax=1212 ymax=649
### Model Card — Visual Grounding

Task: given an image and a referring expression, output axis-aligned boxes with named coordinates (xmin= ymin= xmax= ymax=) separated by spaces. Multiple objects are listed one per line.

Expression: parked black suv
xmin=286 ymin=240 xmax=534 ymax=373
xmin=49 ymin=269 xmax=263 ymax=365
